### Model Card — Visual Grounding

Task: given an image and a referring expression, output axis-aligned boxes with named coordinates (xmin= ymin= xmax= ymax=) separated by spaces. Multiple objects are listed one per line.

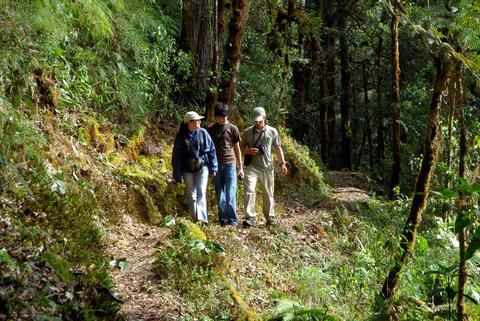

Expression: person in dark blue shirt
xmin=172 ymin=111 xmax=218 ymax=224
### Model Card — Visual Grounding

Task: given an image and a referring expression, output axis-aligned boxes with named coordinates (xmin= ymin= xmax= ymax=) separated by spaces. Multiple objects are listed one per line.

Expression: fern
xmin=63 ymin=0 xmax=114 ymax=42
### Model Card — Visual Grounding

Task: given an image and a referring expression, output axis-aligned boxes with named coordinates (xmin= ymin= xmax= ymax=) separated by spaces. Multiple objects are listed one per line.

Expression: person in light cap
xmin=240 ymin=107 xmax=287 ymax=227
xmin=172 ymin=111 xmax=218 ymax=225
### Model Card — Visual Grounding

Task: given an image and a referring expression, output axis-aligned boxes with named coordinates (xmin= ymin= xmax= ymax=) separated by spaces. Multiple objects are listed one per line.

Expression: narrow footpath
xmin=106 ymin=171 xmax=372 ymax=320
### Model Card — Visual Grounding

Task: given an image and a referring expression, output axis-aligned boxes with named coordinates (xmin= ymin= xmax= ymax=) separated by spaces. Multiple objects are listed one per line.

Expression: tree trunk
xmin=206 ymin=0 xmax=219 ymax=121
xmin=376 ymin=35 xmax=386 ymax=165
xmin=205 ymin=0 xmax=227 ymax=121
xmin=456 ymin=74 xmax=467 ymax=321
xmin=338 ymin=0 xmax=352 ymax=170
xmin=379 ymin=58 xmax=454 ymax=318
xmin=390 ymin=11 xmax=401 ymax=195
xmin=356 ymin=60 xmax=373 ymax=170
xmin=319 ymin=42 xmax=330 ymax=165
xmin=444 ymin=100 xmax=455 ymax=189
xmin=218 ymin=0 xmax=251 ymax=108
xmin=290 ymin=1 xmax=309 ymax=143
xmin=180 ymin=0 xmax=210 ymax=90
xmin=323 ymin=0 xmax=336 ymax=168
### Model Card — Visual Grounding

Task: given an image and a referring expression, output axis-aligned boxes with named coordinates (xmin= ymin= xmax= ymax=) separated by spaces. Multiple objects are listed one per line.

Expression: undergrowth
xmin=0 ymin=105 xmax=121 ymax=319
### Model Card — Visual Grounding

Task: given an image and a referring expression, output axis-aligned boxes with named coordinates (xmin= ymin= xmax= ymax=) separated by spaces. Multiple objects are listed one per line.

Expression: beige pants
xmin=243 ymin=166 xmax=275 ymax=221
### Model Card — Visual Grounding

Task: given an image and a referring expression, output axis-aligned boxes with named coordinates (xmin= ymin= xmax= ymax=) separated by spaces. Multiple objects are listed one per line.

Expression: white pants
xmin=183 ymin=166 xmax=209 ymax=223
xmin=243 ymin=166 xmax=275 ymax=221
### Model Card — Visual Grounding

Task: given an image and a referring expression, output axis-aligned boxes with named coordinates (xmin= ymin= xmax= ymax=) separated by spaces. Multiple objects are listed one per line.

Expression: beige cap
xmin=183 ymin=111 xmax=204 ymax=123
xmin=253 ymin=107 xmax=266 ymax=121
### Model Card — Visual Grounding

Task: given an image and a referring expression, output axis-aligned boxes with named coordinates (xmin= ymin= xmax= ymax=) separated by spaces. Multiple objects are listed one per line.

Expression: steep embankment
xmin=106 ymin=171 xmax=372 ymax=320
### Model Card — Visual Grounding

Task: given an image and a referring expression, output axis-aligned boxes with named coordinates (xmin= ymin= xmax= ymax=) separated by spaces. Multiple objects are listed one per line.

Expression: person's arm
xmin=204 ymin=131 xmax=218 ymax=176
xmin=241 ymin=128 xmax=260 ymax=156
xmin=172 ymin=134 xmax=183 ymax=182
xmin=274 ymin=145 xmax=287 ymax=176
xmin=234 ymin=142 xmax=243 ymax=176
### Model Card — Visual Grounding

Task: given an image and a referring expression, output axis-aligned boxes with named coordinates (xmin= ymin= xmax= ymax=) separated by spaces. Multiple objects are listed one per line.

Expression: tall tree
xmin=456 ymin=72 xmax=467 ymax=321
xmin=217 ymin=0 xmax=251 ymax=108
xmin=205 ymin=0 xmax=227 ymax=121
xmin=179 ymin=0 xmax=210 ymax=90
xmin=376 ymin=35 xmax=386 ymax=166
xmin=323 ymin=0 xmax=336 ymax=167
xmin=390 ymin=0 xmax=403 ymax=195
xmin=338 ymin=0 xmax=352 ymax=170
xmin=379 ymin=57 xmax=455 ymax=318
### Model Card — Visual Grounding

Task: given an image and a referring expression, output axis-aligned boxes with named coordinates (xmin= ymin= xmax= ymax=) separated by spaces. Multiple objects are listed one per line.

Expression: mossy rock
xmin=173 ymin=218 xmax=207 ymax=241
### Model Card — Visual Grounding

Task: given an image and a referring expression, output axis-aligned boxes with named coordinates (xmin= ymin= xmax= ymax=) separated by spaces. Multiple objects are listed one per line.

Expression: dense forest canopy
xmin=1 ymin=0 xmax=480 ymax=320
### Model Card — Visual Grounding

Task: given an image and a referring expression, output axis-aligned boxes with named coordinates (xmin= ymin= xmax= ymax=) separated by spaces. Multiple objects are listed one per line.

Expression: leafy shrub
xmin=153 ymin=219 xmax=225 ymax=286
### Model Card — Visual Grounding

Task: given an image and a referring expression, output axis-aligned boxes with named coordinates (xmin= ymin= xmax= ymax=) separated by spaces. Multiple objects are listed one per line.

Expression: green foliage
xmin=0 ymin=93 xmax=120 ymax=319
xmin=268 ymin=297 xmax=341 ymax=321
xmin=0 ymin=0 xmax=193 ymax=130
xmin=152 ymin=219 xmax=235 ymax=319
xmin=153 ymin=219 xmax=224 ymax=284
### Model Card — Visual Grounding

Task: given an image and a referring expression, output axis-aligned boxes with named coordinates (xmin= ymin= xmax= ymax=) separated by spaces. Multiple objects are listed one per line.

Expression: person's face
xmin=187 ymin=119 xmax=201 ymax=132
xmin=254 ymin=117 xmax=265 ymax=130
xmin=216 ymin=115 xmax=228 ymax=125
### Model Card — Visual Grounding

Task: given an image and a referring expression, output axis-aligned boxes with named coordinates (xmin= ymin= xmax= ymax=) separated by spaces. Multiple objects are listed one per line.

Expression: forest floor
xmin=105 ymin=170 xmax=373 ymax=320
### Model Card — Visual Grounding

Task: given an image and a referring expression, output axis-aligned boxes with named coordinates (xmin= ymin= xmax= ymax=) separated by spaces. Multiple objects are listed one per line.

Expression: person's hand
xmin=237 ymin=169 xmax=244 ymax=180
xmin=210 ymin=171 xmax=217 ymax=178
xmin=247 ymin=146 xmax=259 ymax=155
xmin=280 ymin=162 xmax=287 ymax=176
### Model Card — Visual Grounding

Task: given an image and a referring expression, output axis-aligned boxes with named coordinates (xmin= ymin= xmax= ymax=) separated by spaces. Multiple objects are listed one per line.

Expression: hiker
xmin=172 ymin=111 xmax=218 ymax=224
xmin=240 ymin=107 xmax=287 ymax=227
xmin=207 ymin=102 xmax=243 ymax=226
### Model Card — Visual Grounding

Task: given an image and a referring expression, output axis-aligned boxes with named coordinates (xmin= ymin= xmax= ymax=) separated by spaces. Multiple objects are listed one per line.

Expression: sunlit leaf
xmin=416 ymin=235 xmax=429 ymax=254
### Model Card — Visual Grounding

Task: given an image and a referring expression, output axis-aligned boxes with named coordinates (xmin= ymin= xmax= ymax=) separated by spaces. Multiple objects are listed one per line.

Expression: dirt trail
xmin=106 ymin=171 xmax=372 ymax=320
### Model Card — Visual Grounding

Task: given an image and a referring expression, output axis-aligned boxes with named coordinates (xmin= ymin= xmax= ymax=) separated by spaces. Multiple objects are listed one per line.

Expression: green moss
xmin=174 ymin=218 xmax=207 ymax=241
xmin=277 ymin=130 xmax=329 ymax=204
xmin=81 ymin=116 xmax=115 ymax=152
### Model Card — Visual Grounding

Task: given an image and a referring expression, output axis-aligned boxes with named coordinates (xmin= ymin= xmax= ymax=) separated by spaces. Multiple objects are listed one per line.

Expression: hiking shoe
xmin=266 ymin=218 xmax=277 ymax=227
xmin=242 ymin=219 xmax=256 ymax=228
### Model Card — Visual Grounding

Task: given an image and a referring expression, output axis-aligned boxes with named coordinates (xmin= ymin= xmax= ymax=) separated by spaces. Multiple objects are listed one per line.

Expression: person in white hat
xmin=240 ymin=107 xmax=287 ymax=227
xmin=172 ymin=111 xmax=218 ymax=225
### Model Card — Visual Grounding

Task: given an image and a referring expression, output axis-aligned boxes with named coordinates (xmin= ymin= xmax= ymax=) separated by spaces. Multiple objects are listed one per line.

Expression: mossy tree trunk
xmin=390 ymin=2 xmax=402 ymax=196
xmin=205 ymin=0 xmax=227 ymax=121
xmin=456 ymin=72 xmax=467 ymax=321
xmin=379 ymin=57 xmax=455 ymax=318
xmin=218 ymin=0 xmax=251 ymax=108
xmin=338 ymin=0 xmax=352 ymax=170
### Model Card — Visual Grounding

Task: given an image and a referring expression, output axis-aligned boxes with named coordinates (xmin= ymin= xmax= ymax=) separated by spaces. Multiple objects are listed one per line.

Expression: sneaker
xmin=242 ymin=219 xmax=256 ymax=228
